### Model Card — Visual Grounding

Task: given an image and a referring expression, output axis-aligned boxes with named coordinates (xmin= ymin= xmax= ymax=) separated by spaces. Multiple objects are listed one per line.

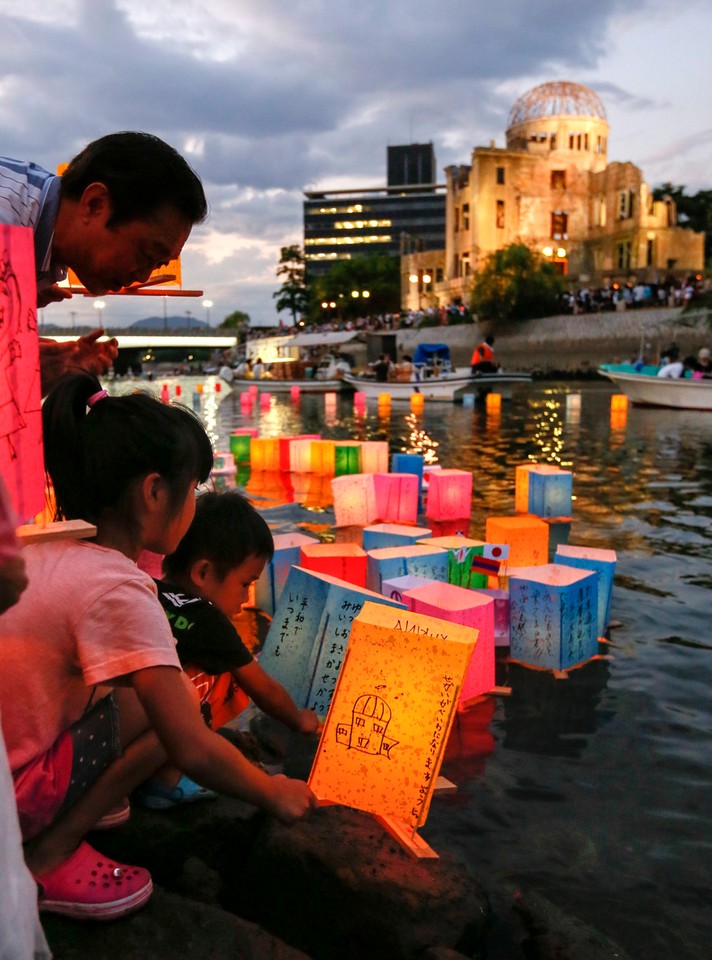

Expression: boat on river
xmin=343 ymin=343 xmax=531 ymax=402
xmin=599 ymin=364 xmax=712 ymax=410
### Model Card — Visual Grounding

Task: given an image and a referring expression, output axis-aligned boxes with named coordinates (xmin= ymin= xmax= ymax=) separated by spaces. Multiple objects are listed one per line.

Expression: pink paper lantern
xmin=260 ymin=392 xmax=272 ymax=409
xmin=373 ymin=473 xmax=419 ymax=523
xmin=425 ymin=469 xmax=473 ymax=520
xmin=402 ymin=580 xmax=495 ymax=707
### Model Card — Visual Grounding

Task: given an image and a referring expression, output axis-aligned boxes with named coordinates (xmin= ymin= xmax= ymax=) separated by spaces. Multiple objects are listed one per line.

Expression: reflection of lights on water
xmin=528 ymin=395 xmax=567 ymax=466
xmin=396 ymin=414 xmax=440 ymax=464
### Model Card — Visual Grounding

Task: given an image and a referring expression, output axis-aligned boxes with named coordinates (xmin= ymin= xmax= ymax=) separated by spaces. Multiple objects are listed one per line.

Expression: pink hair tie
xmin=87 ymin=389 xmax=109 ymax=408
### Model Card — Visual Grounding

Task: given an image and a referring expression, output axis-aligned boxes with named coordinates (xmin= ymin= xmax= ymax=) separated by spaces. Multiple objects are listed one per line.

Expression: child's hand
xmin=267 ymin=774 xmax=318 ymax=824
xmin=296 ymin=708 xmax=323 ymax=736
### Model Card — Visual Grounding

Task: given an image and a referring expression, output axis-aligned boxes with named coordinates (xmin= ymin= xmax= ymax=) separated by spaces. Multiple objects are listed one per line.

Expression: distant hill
xmin=130 ymin=315 xmax=211 ymax=331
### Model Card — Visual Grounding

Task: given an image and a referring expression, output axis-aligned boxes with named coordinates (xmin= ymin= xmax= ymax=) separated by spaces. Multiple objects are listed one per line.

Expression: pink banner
xmin=0 ymin=225 xmax=44 ymax=522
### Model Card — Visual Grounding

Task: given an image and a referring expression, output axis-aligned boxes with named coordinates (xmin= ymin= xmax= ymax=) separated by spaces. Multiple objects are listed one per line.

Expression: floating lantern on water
xmin=300 ymin=542 xmax=368 ymax=588
xmin=373 ymin=472 xmax=419 ymax=524
xmin=514 ymin=463 xmax=561 ymax=513
xmin=610 ymin=394 xmax=628 ymax=412
xmin=420 ymin=535 xmax=490 ymax=588
xmin=381 ymin=573 xmax=438 ymax=603
xmin=410 ymin=393 xmax=425 ymax=415
xmin=390 ymin=453 xmax=425 ymax=497
xmin=425 ymin=469 xmax=473 ymax=521
xmin=250 ymin=437 xmax=281 ymax=472
xmin=508 ymin=563 xmax=598 ymax=671
xmin=401 ymin=581 xmax=495 ymax=707
xmin=485 ymin=392 xmax=501 ymax=413
xmin=362 ymin=523 xmax=433 ymax=552
xmin=485 ymin=515 xmax=549 ymax=567
xmin=334 ymin=441 xmax=362 ymax=476
xmin=360 ymin=441 xmax=389 ymax=474
xmin=555 ymin=544 xmax=617 ymax=638
xmin=260 ymin=392 xmax=272 ymax=410
xmin=290 ymin=385 xmax=301 ymax=401
xmin=462 ymin=393 xmax=475 ymax=408
xmin=470 ymin=587 xmax=510 ymax=646
xmin=248 ymin=384 xmax=258 ymax=398
xmin=259 ymin=568 xmax=406 ymax=716
xmin=210 ymin=452 xmax=237 ymax=491
xmin=254 ymin=531 xmax=321 ymax=615
xmin=229 ymin=429 xmax=256 ymax=463
xmin=308 ymin=600 xmax=476 ymax=835
xmin=377 ymin=393 xmax=391 ymax=417
xmin=365 ymin=544 xmax=448 ymax=593
xmin=528 ymin=468 xmax=573 ymax=519
xmin=311 ymin=439 xmax=336 ymax=475
xmin=331 ymin=474 xmax=379 ymax=526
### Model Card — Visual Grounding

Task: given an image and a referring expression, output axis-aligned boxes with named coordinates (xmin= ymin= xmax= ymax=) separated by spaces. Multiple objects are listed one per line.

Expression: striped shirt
xmin=0 ymin=156 xmax=67 ymax=289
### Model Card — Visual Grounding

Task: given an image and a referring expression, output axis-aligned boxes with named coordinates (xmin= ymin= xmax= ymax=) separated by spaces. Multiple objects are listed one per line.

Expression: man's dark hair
xmin=163 ymin=491 xmax=274 ymax=581
xmin=60 ymin=131 xmax=208 ymax=227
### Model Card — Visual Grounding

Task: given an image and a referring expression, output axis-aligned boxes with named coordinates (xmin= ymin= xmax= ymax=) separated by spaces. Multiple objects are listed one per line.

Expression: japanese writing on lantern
xmin=310 ymin=598 xmax=363 ymax=713
xmin=272 ymin=590 xmax=310 ymax=660
xmin=393 ymin=617 xmax=449 ymax=639
xmin=410 ymin=672 xmax=455 ymax=825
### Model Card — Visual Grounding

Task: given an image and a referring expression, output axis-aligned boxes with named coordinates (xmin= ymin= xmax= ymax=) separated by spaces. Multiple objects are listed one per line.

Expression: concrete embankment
xmin=358 ymin=305 xmax=710 ymax=375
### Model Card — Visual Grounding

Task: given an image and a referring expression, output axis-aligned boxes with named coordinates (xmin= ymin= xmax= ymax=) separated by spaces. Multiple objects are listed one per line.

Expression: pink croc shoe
xmin=35 ymin=842 xmax=152 ymax=920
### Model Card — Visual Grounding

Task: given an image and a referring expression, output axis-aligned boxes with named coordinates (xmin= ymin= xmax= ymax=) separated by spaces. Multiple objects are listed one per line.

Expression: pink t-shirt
xmin=0 ymin=539 xmax=180 ymax=771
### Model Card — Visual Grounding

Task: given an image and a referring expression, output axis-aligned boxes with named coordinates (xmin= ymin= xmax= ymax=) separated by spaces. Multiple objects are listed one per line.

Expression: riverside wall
xmin=354 ymin=305 xmax=710 ymax=376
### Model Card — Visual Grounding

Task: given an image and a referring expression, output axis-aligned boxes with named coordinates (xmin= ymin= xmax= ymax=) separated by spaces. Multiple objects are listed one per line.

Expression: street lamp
xmin=408 ymin=271 xmax=431 ymax=310
xmin=93 ymin=300 xmax=106 ymax=328
xmin=202 ymin=299 xmax=213 ymax=325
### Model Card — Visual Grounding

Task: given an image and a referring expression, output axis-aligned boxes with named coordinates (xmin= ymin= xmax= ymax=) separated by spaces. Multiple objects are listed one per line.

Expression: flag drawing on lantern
xmin=0 ymin=226 xmax=44 ymax=522
xmin=421 ymin=535 xmax=489 ymax=588
xmin=309 ymin=601 xmax=476 ymax=828
xmin=472 ymin=542 xmax=510 ymax=578
xmin=259 ymin=568 xmax=406 ymax=717
xmin=485 ymin=516 xmax=549 ymax=567
xmin=508 ymin=563 xmax=598 ymax=670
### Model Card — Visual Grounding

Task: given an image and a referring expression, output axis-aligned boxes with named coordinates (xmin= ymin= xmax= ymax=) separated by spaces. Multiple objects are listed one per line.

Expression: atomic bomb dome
xmin=505 ymin=80 xmax=609 ymax=172
xmin=507 ymin=81 xmax=607 ymax=127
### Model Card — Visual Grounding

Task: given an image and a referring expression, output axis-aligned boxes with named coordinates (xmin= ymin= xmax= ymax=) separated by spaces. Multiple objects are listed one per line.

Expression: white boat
xmin=226 ymin=373 xmax=350 ymax=394
xmin=599 ymin=364 xmax=712 ymax=410
xmin=344 ymin=343 xmax=531 ymax=402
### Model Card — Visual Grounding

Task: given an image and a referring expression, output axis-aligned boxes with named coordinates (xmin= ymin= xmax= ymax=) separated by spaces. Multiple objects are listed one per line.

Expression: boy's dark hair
xmin=163 ymin=491 xmax=275 ymax=581
xmin=60 ymin=131 xmax=208 ymax=227
xmin=42 ymin=372 xmax=213 ymax=529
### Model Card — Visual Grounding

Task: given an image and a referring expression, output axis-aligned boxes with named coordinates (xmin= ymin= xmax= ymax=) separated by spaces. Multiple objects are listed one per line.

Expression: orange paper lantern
xmin=485 ymin=515 xmax=549 ymax=567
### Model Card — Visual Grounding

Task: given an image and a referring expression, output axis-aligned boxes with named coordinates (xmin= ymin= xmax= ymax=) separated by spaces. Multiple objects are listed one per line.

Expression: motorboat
xmin=599 ymin=364 xmax=712 ymax=410
xmin=343 ymin=343 xmax=531 ymax=402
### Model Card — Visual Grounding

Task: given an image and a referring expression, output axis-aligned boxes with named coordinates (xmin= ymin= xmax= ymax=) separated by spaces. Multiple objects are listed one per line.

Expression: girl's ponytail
xmin=42 ymin=373 xmax=213 ymax=525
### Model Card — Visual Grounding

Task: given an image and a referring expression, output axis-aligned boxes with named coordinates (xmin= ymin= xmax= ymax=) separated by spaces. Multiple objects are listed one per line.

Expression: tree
xmin=310 ymin=253 xmax=400 ymax=323
xmin=471 ymin=243 xmax=566 ymax=323
xmin=218 ymin=310 xmax=250 ymax=344
xmin=273 ymin=245 xmax=309 ymax=326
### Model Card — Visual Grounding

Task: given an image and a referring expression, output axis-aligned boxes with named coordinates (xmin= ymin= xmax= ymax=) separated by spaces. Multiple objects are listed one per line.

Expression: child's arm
xmin=131 ymin=664 xmax=317 ymax=822
xmin=234 ymin=660 xmax=321 ymax=734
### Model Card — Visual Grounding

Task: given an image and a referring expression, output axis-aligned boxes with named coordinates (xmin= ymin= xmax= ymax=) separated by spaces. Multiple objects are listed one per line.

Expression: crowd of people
xmin=1 ymin=133 xmax=320 ymax=952
xmin=559 ymin=277 xmax=704 ymax=315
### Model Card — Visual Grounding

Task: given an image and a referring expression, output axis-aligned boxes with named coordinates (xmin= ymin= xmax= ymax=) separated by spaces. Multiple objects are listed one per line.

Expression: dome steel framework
xmin=507 ymin=81 xmax=607 ymax=128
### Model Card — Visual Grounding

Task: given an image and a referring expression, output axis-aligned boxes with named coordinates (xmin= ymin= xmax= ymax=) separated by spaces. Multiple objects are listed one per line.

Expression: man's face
xmin=70 ymin=199 xmax=192 ymax=295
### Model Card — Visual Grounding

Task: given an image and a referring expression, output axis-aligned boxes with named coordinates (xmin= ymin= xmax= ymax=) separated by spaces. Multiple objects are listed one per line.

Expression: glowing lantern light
xmin=377 ymin=393 xmax=391 ymax=417
xmin=254 ymin=531 xmax=320 ymax=615
xmin=303 ymin=474 xmax=334 ymax=510
xmin=308 ymin=601 xmax=476 ymax=830
xmin=610 ymin=394 xmax=628 ymax=412
xmin=610 ymin=408 xmax=628 ymax=431
xmin=485 ymin=392 xmax=501 ymax=413
xmin=360 ymin=441 xmax=389 ymax=474
xmin=334 ymin=441 xmax=362 ymax=476
xmin=300 ymin=542 xmax=368 ymax=588
xmin=509 ymin=563 xmax=598 ymax=670
xmin=354 ymin=391 xmax=367 ymax=407
xmin=514 ymin=463 xmax=561 ymax=514
xmin=248 ymin=384 xmax=259 ymax=397
xmin=331 ymin=475 xmax=379 ymax=526
xmin=250 ymin=437 xmax=281 ymax=472
xmin=425 ymin=469 xmax=473 ymax=521
xmin=373 ymin=473 xmax=419 ymax=524
xmin=391 ymin=453 xmax=425 ymax=496
xmin=420 ymin=535 xmax=490 ymax=588
xmin=230 ymin=429 xmax=255 ymax=462
xmin=311 ymin=439 xmax=336 ymax=475
xmin=555 ymin=544 xmax=617 ymax=638
xmin=362 ymin=523 xmax=432 ymax=552
xmin=259 ymin=568 xmax=406 ymax=716
xmin=528 ymin=469 xmax=573 ymax=519
xmin=566 ymin=393 xmax=581 ymax=413
xmin=325 ymin=391 xmax=338 ymax=407
xmin=290 ymin=385 xmax=301 ymax=401
xmin=410 ymin=393 xmax=425 ymax=415
xmin=244 ymin=469 xmax=292 ymax=508
xmin=485 ymin=515 xmax=549 ymax=567
xmin=210 ymin=452 xmax=236 ymax=491
xmin=260 ymin=392 xmax=272 ymax=410
xmin=462 ymin=393 xmax=475 ymax=408
xmin=290 ymin=438 xmax=316 ymax=474
xmin=366 ymin=544 xmax=448 ymax=594
xmin=401 ymin=582 xmax=495 ymax=707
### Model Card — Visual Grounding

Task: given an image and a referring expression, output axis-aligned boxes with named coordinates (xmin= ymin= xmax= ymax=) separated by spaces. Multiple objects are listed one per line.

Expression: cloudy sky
xmin=1 ymin=0 xmax=710 ymax=329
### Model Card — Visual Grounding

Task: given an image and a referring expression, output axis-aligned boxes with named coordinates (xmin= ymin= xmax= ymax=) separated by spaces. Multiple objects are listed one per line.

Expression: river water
xmin=204 ymin=379 xmax=710 ymax=960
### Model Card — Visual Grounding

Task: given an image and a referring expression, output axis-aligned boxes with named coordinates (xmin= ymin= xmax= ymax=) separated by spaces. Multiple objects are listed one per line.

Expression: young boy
xmin=137 ymin=491 xmax=319 ymax=807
